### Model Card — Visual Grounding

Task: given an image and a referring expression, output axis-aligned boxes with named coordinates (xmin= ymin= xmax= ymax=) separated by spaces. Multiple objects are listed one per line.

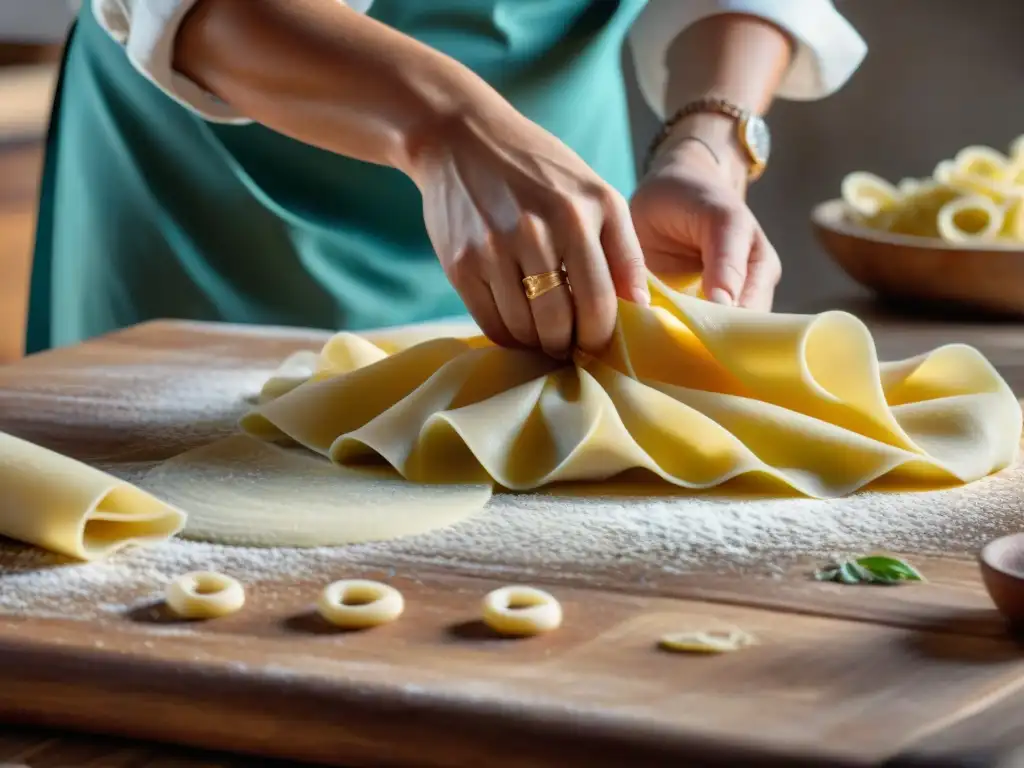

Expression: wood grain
xmin=0 ymin=575 xmax=1021 ymax=768
xmin=1 ymin=318 xmax=1024 ymax=767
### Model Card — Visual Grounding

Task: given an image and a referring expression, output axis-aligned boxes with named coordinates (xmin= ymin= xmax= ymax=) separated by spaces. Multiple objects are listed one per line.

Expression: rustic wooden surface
xmin=1 ymin=318 xmax=1024 ymax=768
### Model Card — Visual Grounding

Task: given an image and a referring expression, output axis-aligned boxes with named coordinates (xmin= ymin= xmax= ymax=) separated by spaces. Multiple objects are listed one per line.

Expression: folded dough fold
xmin=241 ymin=274 xmax=1022 ymax=498
xmin=0 ymin=431 xmax=186 ymax=560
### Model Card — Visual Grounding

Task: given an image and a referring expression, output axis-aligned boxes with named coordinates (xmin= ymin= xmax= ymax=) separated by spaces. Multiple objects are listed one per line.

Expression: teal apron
xmin=27 ymin=0 xmax=643 ymax=353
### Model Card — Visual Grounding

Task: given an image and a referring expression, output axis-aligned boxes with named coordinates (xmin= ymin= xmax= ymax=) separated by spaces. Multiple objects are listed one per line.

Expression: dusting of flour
xmin=2 ymin=460 xmax=1021 ymax=620
xmin=3 ymin=362 xmax=1021 ymax=621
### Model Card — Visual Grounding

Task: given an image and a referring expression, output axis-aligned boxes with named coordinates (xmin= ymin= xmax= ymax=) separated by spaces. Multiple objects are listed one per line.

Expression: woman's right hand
xmin=175 ymin=0 xmax=647 ymax=357
xmin=406 ymin=108 xmax=650 ymax=358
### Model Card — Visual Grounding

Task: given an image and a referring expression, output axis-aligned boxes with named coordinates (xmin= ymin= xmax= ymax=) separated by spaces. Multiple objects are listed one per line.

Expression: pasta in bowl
xmin=812 ymin=135 xmax=1024 ymax=315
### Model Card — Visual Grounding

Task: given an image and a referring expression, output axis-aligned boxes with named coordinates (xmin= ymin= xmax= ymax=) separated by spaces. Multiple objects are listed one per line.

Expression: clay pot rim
xmin=979 ymin=532 xmax=1024 ymax=581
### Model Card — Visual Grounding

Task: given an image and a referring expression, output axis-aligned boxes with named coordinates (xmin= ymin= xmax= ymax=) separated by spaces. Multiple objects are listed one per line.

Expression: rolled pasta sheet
xmin=0 ymin=431 xmax=186 ymax=561
xmin=936 ymin=195 xmax=1004 ymax=243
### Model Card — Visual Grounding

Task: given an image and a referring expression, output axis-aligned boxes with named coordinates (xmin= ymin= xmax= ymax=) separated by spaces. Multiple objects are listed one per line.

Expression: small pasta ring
xmin=165 ymin=571 xmax=246 ymax=619
xmin=317 ymin=579 xmax=405 ymax=629
xmin=658 ymin=629 xmax=757 ymax=655
xmin=482 ymin=585 xmax=563 ymax=637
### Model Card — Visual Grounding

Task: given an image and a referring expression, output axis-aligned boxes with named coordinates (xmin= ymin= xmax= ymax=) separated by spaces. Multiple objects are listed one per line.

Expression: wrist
xmin=650 ymin=113 xmax=749 ymax=192
xmin=394 ymin=60 xmax=514 ymax=180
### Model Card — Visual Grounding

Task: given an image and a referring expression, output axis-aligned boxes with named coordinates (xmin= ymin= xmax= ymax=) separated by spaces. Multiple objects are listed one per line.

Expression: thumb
xmin=701 ymin=207 xmax=755 ymax=307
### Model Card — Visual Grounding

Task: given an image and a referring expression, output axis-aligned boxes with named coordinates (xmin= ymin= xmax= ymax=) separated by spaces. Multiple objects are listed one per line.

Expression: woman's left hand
xmin=630 ymin=126 xmax=781 ymax=312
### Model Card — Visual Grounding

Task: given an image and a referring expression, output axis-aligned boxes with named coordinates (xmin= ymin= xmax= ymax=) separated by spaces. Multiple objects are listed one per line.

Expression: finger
xmin=448 ymin=252 xmax=518 ymax=348
xmin=557 ymin=200 xmax=618 ymax=356
xmin=484 ymin=240 xmax=539 ymax=348
xmin=598 ymin=188 xmax=650 ymax=306
xmin=516 ymin=213 xmax=575 ymax=359
xmin=738 ymin=230 xmax=782 ymax=312
xmin=701 ymin=206 xmax=757 ymax=307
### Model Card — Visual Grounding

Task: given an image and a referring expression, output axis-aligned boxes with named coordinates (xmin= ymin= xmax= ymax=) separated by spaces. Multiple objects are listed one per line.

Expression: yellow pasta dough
xmin=140 ymin=434 xmax=492 ymax=547
xmin=237 ymin=273 xmax=1021 ymax=500
xmin=317 ymin=579 xmax=404 ymax=629
xmin=936 ymin=195 xmax=1004 ymax=242
xmin=841 ymin=136 xmax=1024 ymax=244
xmin=659 ymin=629 xmax=756 ymax=654
xmin=0 ymin=431 xmax=186 ymax=561
xmin=1011 ymin=134 xmax=1024 ymax=163
xmin=840 ymin=171 xmax=900 ymax=218
xmin=482 ymin=586 xmax=563 ymax=637
xmin=165 ymin=571 xmax=246 ymax=619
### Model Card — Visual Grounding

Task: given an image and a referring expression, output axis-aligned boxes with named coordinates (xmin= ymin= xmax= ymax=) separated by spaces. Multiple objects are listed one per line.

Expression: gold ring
xmin=522 ymin=270 xmax=569 ymax=301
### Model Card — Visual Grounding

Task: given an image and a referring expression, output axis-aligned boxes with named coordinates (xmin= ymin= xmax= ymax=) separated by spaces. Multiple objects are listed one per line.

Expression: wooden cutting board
xmin=2 ymin=318 xmax=1024 ymax=768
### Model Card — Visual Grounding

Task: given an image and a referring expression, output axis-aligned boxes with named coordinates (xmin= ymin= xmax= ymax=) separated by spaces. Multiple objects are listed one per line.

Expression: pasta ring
xmin=935 ymin=157 xmax=1015 ymax=202
xmin=482 ymin=585 xmax=562 ymax=637
xmin=1011 ymin=134 xmax=1024 ymax=163
xmin=953 ymin=145 xmax=1010 ymax=180
xmin=897 ymin=177 xmax=922 ymax=196
xmin=936 ymin=195 xmax=1004 ymax=243
xmin=317 ymin=579 xmax=404 ymax=629
xmin=165 ymin=571 xmax=246 ymax=619
xmin=841 ymin=136 xmax=1024 ymax=244
xmin=659 ymin=629 xmax=757 ymax=655
xmin=840 ymin=171 xmax=899 ymax=217
xmin=1000 ymin=197 xmax=1024 ymax=240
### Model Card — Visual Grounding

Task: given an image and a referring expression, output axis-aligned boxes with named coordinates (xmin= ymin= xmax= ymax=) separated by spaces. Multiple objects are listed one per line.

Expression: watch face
xmin=743 ymin=115 xmax=771 ymax=164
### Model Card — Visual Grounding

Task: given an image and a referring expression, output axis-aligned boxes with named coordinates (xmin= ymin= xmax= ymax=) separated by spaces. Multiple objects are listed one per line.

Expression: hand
xmin=630 ymin=120 xmax=781 ymax=312
xmin=406 ymin=107 xmax=650 ymax=358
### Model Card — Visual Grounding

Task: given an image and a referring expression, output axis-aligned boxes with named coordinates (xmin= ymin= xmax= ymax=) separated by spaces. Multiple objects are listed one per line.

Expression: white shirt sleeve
xmin=92 ymin=0 xmax=246 ymax=122
xmin=629 ymin=0 xmax=868 ymax=119
xmin=90 ymin=0 xmax=375 ymax=124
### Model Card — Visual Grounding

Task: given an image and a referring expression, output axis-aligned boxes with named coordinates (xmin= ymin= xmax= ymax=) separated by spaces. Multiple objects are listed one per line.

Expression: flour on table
xmin=2 ymin=460 xmax=1020 ymax=621
xmin=139 ymin=435 xmax=493 ymax=547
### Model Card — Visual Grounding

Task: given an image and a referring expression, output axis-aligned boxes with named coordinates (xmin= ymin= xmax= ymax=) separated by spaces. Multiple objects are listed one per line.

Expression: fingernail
xmin=709 ymin=288 xmax=734 ymax=306
xmin=637 ymin=286 xmax=651 ymax=307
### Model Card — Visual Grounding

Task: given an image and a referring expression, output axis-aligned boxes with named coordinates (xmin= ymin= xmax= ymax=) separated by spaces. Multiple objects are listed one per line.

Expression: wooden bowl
xmin=979 ymin=533 xmax=1024 ymax=627
xmin=811 ymin=199 xmax=1024 ymax=316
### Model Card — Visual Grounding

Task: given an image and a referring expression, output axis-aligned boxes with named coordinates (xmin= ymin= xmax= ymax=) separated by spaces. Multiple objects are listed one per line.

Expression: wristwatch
xmin=648 ymin=96 xmax=772 ymax=182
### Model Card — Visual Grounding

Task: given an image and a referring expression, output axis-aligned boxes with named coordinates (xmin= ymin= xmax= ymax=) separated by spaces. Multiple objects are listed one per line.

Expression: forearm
xmin=657 ymin=13 xmax=793 ymax=188
xmin=173 ymin=0 xmax=504 ymax=174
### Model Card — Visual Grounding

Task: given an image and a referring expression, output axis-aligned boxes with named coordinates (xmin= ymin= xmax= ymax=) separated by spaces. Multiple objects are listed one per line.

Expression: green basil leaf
xmin=850 ymin=563 xmax=878 ymax=582
xmin=856 ymin=556 xmax=925 ymax=582
xmin=812 ymin=555 xmax=925 ymax=586
xmin=865 ymin=572 xmax=903 ymax=586
xmin=838 ymin=562 xmax=864 ymax=584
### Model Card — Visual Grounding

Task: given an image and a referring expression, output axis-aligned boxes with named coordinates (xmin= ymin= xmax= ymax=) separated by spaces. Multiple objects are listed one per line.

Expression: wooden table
xmin=2 ymin=312 xmax=1024 ymax=768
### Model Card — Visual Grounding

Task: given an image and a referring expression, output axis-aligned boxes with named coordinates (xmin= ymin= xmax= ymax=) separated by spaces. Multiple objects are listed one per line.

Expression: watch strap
xmin=645 ymin=96 xmax=763 ymax=179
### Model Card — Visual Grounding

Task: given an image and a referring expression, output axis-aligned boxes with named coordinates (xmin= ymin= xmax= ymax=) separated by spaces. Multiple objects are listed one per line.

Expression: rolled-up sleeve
xmin=92 ymin=0 xmax=247 ymax=122
xmin=628 ymin=0 xmax=868 ymax=119
xmin=91 ymin=0 xmax=376 ymax=123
